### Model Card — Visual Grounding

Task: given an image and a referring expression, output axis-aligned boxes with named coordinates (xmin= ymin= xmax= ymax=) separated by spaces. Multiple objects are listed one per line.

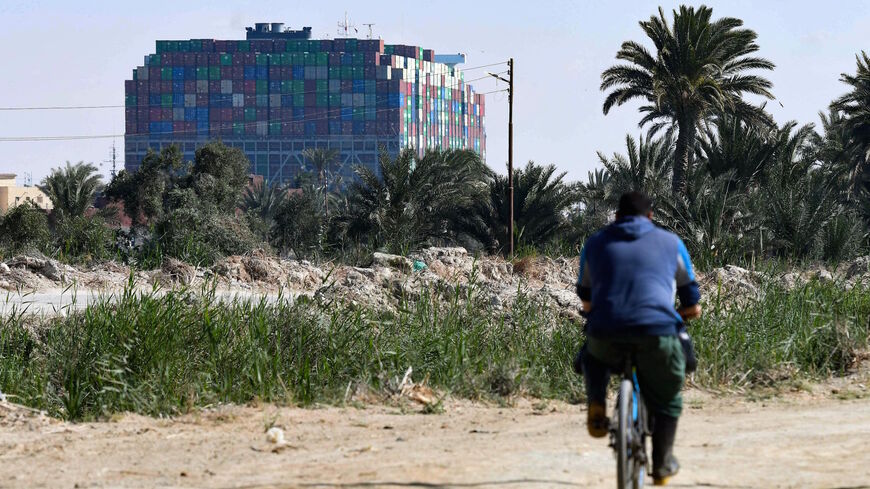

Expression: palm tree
xmin=483 ymin=162 xmax=578 ymax=252
xmin=601 ymin=5 xmax=775 ymax=195
xmin=597 ymin=134 xmax=672 ymax=205
xmin=242 ymin=179 xmax=287 ymax=223
xmin=301 ymin=147 xmax=341 ymax=189
xmin=831 ymin=51 xmax=870 ymax=198
xmin=344 ymin=149 xmax=489 ymax=254
xmin=40 ymin=161 xmax=103 ymax=219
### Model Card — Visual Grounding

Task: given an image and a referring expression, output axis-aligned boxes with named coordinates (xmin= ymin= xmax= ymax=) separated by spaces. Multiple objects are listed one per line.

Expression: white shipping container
xmin=317 ymin=66 xmax=328 ymax=79
xmin=184 ymin=94 xmax=196 ymax=107
xmin=221 ymin=80 xmax=233 ymax=94
xmin=137 ymin=67 xmax=149 ymax=80
xmin=196 ymin=80 xmax=208 ymax=93
xmin=329 ymin=79 xmax=341 ymax=93
xmin=256 ymin=121 xmax=267 ymax=136
xmin=233 ymin=93 xmax=244 ymax=107
xmin=353 ymin=93 xmax=365 ymax=106
xmin=270 ymin=95 xmax=281 ymax=107
xmin=256 ymin=94 xmax=268 ymax=107
xmin=173 ymin=108 xmax=185 ymax=121
xmin=341 ymin=93 xmax=353 ymax=106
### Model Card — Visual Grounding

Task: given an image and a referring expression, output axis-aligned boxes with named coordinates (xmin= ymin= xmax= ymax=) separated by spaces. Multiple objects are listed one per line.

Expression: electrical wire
xmin=0 ymin=70 xmax=507 ymax=112
xmin=0 ymin=74 xmax=495 ymax=142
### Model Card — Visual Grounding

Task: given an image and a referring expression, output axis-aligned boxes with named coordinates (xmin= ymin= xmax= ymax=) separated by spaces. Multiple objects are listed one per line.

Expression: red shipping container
xmin=125 ymin=80 xmax=135 ymax=92
xmin=209 ymin=53 xmax=221 ymax=65
xmin=214 ymin=40 xmax=228 ymax=52
xmin=219 ymin=66 xmax=231 ymax=78
xmin=273 ymin=40 xmax=286 ymax=52
xmin=231 ymin=66 xmax=243 ymax=79
xmin=196 ymin=94 xmax=209 ymax=107
xmin=364 ymin=65 xmax=375 ymax=78
xmin=269 ymin=67 xmax=279 ymax=78
xmin=256 ymin=108 xmax=267 ymax=120
xmin=232 ymin=108 xmax=244 ymax=120
xmin=207 ymin=81 xmax=218 ymax=92
xmin=304 ymin=80 xmax=316 ymax=91
xmin=334 ymin=39 xmax=346 ymax=52
xmin=244 ymin=80 xmax=256 ymax=94
xmin=243 ymin=53 xmax=255 ymax=64
xmin=341 ymin=80 xmax=353 ymax=92
xmin=201 ymin=39 xmax=215 ymax=52
xmin=232 ymin=54 xmax=243 ymax=66
xmin=244 ymin=94 xmax=256 ymax=106
xmin=183 ymin=80 xmax=195 ymax=92
xmin=304 ymin=93 xmax=316 ymax=106
xmin=221 ymin=108 xmax=233 ymax=122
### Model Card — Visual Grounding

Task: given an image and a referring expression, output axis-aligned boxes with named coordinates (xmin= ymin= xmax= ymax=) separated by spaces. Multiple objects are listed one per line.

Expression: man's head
xmin=616 ymin=191 xmax=653 ymax=220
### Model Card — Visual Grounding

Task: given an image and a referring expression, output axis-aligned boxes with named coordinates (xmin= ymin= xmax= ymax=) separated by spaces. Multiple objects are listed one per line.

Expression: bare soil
xmin=2 ymin=387 xmax=869 ymax=489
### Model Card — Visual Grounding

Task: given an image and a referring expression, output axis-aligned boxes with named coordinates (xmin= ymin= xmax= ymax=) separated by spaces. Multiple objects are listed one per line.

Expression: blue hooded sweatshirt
xmin=577 ymin=216 xmax=700 ymax=337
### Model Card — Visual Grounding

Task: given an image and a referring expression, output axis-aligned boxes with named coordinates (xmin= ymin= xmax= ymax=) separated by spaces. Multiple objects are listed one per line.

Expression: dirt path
xmin=2 ymin=390 xmax=868 ymax=489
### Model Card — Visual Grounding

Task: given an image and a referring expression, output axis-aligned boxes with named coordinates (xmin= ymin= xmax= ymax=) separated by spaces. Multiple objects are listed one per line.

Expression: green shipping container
xmin=233 ymin=123 xmax=244 ymax=135
xmin=270 ymin=122 xmax=281 ymax=135
xmin=256 ymin=54 xmax=268 ymax=65
xmin=244 ymin=108 xmax=256 ymax=121
xmin=238 ymin=40 xmax=250 ymax=52
xmin=316 ymin=93 xmax=327 ymax=107
xmin=161 ymin=94 xmax=172 ymax=108
xmin=126 ymin=95 xmax=137 ymax=107
xmin=220 ymin=54 xmax=232 ymax=66
xmin=281 ymin=80 xmax=292 ymax=93
xmin=209 ymin=67 xmax=220 ymax=80
xmin=316 ymin=80 xmax=327 ymax=92
xmin=256 ymin=80 xmax=268 ymax=94
xmin=161 ymin=68 xmax=172 ymax=80
xmin=196 ymin=67 xmax=209 ymax=80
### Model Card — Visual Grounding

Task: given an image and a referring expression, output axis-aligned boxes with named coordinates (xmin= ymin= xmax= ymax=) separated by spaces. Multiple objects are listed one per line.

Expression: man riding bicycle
xmin=576 ymin=191 xmax=701 ymax=486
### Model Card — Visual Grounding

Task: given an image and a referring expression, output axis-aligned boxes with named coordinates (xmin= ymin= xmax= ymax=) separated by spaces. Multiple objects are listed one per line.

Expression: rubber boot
xmin=587 ymin=402 xmax=608 ymax=438
xmin=652 ymin=414 xmax=680 ymax=485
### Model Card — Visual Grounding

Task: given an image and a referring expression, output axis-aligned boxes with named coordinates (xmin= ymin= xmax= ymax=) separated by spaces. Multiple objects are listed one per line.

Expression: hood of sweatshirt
xmin=605 ymin=216 xmax=656 ymax=240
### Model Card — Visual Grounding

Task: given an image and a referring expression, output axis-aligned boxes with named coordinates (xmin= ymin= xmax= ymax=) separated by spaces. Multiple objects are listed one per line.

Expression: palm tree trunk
xmin=672 ymin=118 xmax=695 ymax=195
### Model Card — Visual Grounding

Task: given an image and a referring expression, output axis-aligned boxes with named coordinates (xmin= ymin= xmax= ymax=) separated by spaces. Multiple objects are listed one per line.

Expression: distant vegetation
xmin=1 ymin=4 xmax=868 ymax=271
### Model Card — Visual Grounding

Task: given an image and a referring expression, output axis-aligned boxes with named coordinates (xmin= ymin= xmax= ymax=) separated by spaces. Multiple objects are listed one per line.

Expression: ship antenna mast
xmin=362 ymin=23 xmax=376 ymax=39
xmin=337 ymin=12 xmax=357 ymax=38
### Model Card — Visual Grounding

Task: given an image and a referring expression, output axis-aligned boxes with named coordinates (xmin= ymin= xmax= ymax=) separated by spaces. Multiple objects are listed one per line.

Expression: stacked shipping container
xmin=124 ymin=34 xmax=485 ymax=183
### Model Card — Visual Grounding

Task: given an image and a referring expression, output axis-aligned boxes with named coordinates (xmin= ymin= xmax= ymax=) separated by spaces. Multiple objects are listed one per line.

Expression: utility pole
xmin=508 ymin=58 xmax=514 ymax=257
xmin=488 ymin=58 xmax=514 ymax=256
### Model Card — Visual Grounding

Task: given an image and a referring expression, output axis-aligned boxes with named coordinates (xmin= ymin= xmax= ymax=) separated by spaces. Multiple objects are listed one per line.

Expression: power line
xmin=0 ymin=74 xmax=495 ymax=142
xmin=0 ymin=70 xmax=507 ymax=112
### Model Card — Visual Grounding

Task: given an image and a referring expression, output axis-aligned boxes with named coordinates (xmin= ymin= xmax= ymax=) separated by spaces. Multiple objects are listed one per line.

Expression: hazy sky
xmin=0 ymin=0 xmax=868 ymax=185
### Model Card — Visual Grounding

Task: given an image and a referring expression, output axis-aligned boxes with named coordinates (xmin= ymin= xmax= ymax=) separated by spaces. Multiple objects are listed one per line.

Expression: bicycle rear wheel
xmin=616 ymin=379 xmax=634 ymax=489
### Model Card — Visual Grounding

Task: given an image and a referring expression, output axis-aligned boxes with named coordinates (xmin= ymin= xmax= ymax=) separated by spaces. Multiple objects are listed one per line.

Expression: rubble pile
xmin=1 ymin=249 xmax=869 ymax=316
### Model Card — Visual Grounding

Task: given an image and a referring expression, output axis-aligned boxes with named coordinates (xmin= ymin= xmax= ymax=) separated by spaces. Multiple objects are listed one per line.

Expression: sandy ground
xmin=2 ymin=388 xmax=869 ymax=489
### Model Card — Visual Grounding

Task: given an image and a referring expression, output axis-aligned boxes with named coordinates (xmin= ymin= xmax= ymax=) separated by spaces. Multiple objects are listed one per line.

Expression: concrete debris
xmin=155 ymin=258 xmax=196 ymax=286
xmin=2 ymin=250 xmax=870 ymax=314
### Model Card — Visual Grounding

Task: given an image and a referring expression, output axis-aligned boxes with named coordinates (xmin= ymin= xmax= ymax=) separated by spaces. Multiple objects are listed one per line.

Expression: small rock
xmin=0 ymin=263 xmax=9 ymax=274
xmin=265 ymin=427 xmax=285 ymax=444
xmin=372 ymin=252 xmax=412 ymax=272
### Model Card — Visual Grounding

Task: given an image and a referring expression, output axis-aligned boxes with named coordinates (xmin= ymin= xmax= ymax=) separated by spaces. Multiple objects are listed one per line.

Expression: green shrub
xmin=153 ymin=208 xmax=262 ymax=266
xmin=53 ymin=215 xmax=115 ymax=263
xmin=0 ymin=202 xmax=51 ymax=254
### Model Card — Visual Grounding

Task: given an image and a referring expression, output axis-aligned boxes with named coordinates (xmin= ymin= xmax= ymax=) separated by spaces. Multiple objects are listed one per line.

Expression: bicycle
xmin=610 ymin=354 xmax=649 ymax=489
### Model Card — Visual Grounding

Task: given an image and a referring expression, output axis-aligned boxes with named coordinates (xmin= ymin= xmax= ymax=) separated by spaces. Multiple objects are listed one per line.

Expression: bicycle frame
xmin=611 ymin=356 xmax=649 ymax=489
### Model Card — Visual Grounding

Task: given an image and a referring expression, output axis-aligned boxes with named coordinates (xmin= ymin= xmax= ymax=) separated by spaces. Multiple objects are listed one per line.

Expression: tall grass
xmin=1 ymin=278 xmax=867 ymax=421
xmin=692 ymin=279 xmax=870 ymax=385
xmin=0 ymin=283 xmax=583 ymax=420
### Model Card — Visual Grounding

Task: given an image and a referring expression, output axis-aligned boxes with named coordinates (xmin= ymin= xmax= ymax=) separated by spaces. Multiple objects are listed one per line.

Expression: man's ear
xmin=647 ymin=211 xmax=653 ymax=219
